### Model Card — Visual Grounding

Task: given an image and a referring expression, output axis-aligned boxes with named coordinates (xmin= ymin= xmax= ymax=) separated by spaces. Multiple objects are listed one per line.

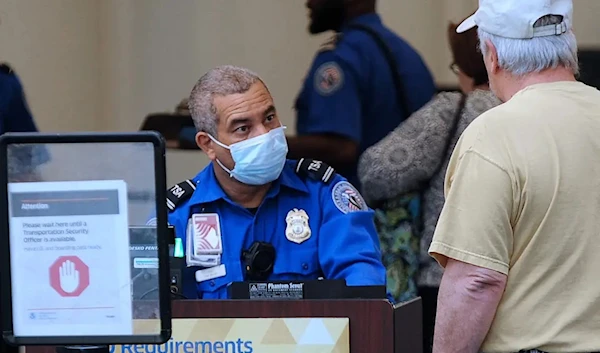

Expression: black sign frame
xmin=0 ymin=132 xmax=172 ymax=346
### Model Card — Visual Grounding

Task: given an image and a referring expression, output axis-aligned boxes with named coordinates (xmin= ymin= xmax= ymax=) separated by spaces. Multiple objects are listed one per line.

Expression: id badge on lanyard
xmin=185 ymin=213 xmax=222 ymax=268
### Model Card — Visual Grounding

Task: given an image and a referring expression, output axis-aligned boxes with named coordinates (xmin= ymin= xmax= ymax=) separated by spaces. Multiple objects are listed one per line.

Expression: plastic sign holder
xmin=0 ymin=132 xmax=172 ymax=353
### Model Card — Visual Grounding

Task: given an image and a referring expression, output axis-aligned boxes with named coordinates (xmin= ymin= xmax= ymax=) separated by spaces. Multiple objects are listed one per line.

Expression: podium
xmin=24 ymin=298 xmax=422 ymax=353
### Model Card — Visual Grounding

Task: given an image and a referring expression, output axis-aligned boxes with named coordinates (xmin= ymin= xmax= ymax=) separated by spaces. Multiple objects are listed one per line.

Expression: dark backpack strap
xmin=430 ymin=94 xmax=467 ymax=179
xmin=345 ymin=24 xmax=411 ymax=118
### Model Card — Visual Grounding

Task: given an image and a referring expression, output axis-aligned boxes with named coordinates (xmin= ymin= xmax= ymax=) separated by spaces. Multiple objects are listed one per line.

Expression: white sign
xmin=8 ymin=180 xmax=133 ymax=337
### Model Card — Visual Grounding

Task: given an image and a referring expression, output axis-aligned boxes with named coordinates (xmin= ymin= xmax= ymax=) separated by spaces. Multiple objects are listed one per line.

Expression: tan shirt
xmin=429 ymin=81 xmax=600 ymax=353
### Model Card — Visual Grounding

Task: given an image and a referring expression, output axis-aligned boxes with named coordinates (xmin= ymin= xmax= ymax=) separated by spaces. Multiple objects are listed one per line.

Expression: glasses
xmin=449 ymin=63 xmax=461 ymax=75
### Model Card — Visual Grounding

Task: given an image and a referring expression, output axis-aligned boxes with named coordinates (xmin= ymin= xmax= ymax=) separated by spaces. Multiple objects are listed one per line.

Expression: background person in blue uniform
xmin=161 ymin=65 xmax=386 ymax=300
xmin=0 ymin=63 xmax=49 ymax=180
xmin=286 ymin=0 xmax=436 ymax=189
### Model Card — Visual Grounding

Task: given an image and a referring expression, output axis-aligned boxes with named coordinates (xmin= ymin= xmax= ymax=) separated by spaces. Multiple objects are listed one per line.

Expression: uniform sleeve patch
xmin=332 ymin=181 xmax=368 ymax=214
xmin=314 ymin=61 xmax=344 ymax=96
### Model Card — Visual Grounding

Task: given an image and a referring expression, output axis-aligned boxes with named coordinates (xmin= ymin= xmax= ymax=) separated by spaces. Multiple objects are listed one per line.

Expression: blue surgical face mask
xmin=208 ymin=126 xmax=289 ymax=185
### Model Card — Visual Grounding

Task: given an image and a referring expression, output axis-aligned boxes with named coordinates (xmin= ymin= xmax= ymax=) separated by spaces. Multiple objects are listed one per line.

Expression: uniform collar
xmin=188 ymin=163 xmax=226 ymax=205
xmin=278 ymin=160 xmax=310 ymax=194
xmin=187 ymin=160 xmax=309 ymax=206
xmin=341 ymin=13 xmax=382 ymax=32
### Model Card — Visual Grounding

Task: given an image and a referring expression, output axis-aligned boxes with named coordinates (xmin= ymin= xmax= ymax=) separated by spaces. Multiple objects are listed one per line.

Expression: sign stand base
xmin=55 ymin=346 xmax=110 ymax=353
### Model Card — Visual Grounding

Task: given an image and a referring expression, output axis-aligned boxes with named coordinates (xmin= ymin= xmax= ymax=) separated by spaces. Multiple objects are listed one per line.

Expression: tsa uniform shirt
xmin=295 ymin=13 xmax=436 ymax=188
xmin=0 ymin=64 xmax=50 ymax=176
xmin=162 ymin=159 xmax=386 ymax=300
xmin=0 ymin=64 xmax=39 ymax=134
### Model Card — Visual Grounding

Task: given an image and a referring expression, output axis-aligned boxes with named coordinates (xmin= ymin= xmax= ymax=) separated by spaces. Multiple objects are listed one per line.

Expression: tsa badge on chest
xmin=285 ymin=208 xmax=311 ymax=244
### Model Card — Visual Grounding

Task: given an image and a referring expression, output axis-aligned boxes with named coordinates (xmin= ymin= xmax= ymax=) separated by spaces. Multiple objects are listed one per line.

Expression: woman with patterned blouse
xmin=358 ymin=17 xmax=501 ymax=353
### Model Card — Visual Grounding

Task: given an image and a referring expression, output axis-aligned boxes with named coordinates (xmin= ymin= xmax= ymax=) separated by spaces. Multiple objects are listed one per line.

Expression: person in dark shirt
xmin=0 ymin=63 xmax=49 ymax=181
xmin=287 ymin=0 xmax=436 ymax=188
xmin=0 ymin=63 xmax=40 ymax=134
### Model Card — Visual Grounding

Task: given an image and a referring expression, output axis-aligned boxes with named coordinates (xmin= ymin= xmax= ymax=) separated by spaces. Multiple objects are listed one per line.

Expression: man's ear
xmin=196 ymin=132 xmax=216 ymax=161
xmin=485 ymin=39 xmax=501 ymax=74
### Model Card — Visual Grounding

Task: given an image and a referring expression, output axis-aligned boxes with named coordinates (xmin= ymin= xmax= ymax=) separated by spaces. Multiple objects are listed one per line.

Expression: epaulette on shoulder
xmin=0 ymin=63 xmax=14 ymax=75
xmin=318 ymin=33 xmax=341 ymax=53
xmin=295 ymin=158 xmax=335 ymax=184
xmin=167 ymin=179 xmax=196 ymax=212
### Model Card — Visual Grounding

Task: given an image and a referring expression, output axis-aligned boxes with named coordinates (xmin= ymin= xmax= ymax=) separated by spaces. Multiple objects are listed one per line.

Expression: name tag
xmin=195 ymin=264 xmax=226 ymax=283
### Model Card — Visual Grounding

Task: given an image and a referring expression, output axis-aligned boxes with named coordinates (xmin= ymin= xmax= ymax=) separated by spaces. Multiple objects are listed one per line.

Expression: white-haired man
xmin=428 ymin=0 xmax=600 ymax=352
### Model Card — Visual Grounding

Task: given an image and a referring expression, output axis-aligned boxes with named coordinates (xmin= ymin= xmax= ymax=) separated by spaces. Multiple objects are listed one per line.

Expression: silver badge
xmin=285 ymin=208 xmax=311 ymax=244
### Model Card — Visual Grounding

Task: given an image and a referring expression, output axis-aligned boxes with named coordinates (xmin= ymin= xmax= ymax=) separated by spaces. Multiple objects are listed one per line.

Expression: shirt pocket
xmin=272 ymin=247 xmax=321 ymax=279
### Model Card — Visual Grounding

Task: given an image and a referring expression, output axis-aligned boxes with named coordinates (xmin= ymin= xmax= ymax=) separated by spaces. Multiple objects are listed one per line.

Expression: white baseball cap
xmin=456 ymin=0 xmax=573 ymax=39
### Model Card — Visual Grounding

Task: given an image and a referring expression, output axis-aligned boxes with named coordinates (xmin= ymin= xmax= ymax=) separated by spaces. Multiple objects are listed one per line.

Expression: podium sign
xmin=22 ymin=299 xmax=414 ymax=353
xmin=109 ymin=318 xmax=350 ymax=353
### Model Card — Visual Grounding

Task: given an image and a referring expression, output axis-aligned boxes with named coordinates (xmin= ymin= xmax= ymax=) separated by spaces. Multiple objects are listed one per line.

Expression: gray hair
xmin=478 ymin=15 xmax=579 ymax=76
xmin=188 ymin=65 xmax=265 ymax=137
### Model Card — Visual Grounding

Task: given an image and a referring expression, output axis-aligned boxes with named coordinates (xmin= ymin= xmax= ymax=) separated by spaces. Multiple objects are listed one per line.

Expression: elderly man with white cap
xmin=428 ymin=0 xmax=600 ymax=352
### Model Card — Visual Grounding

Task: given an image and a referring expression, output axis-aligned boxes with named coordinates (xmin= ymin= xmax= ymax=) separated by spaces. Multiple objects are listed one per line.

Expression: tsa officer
xmin=0 ymin=63 xmax=40 ymax=134
xmin=153 ymin=65 xmax=387 ymax=300
xmin=0 ymin=63 xmax=49 ymax=180
xmin=286 ymin=0 xmax=436 ymax=189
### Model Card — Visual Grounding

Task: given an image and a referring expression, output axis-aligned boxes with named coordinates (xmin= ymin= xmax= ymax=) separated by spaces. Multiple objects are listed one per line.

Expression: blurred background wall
xmin=0 ymin=0 xmax=599 ymax=185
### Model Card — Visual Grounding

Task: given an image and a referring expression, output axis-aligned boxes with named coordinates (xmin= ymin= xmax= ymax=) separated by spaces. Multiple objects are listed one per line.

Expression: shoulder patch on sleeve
xmin=167 ymin=179 xmax=197 ymax=212
xmin=314 ymin=61 xmax=344 ymax=96
xmin=295 ymin=158 xmax=335 ymax=184
xmin=332 ymin=181 xmax=368 ymax=214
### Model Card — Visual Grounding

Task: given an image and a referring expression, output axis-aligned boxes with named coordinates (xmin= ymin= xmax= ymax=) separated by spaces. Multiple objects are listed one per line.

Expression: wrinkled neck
xmin=502 ymin=67 xmax=576 ymax=101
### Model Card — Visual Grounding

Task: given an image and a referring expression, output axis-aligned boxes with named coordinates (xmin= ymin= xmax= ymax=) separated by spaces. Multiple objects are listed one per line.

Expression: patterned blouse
xmin=358 ymin=89 xmax=501 ymax=288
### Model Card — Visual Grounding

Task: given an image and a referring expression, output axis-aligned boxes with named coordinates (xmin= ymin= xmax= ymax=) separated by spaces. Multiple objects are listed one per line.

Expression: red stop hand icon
xmin=49 ymin=256 xmax=90 ymax=297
